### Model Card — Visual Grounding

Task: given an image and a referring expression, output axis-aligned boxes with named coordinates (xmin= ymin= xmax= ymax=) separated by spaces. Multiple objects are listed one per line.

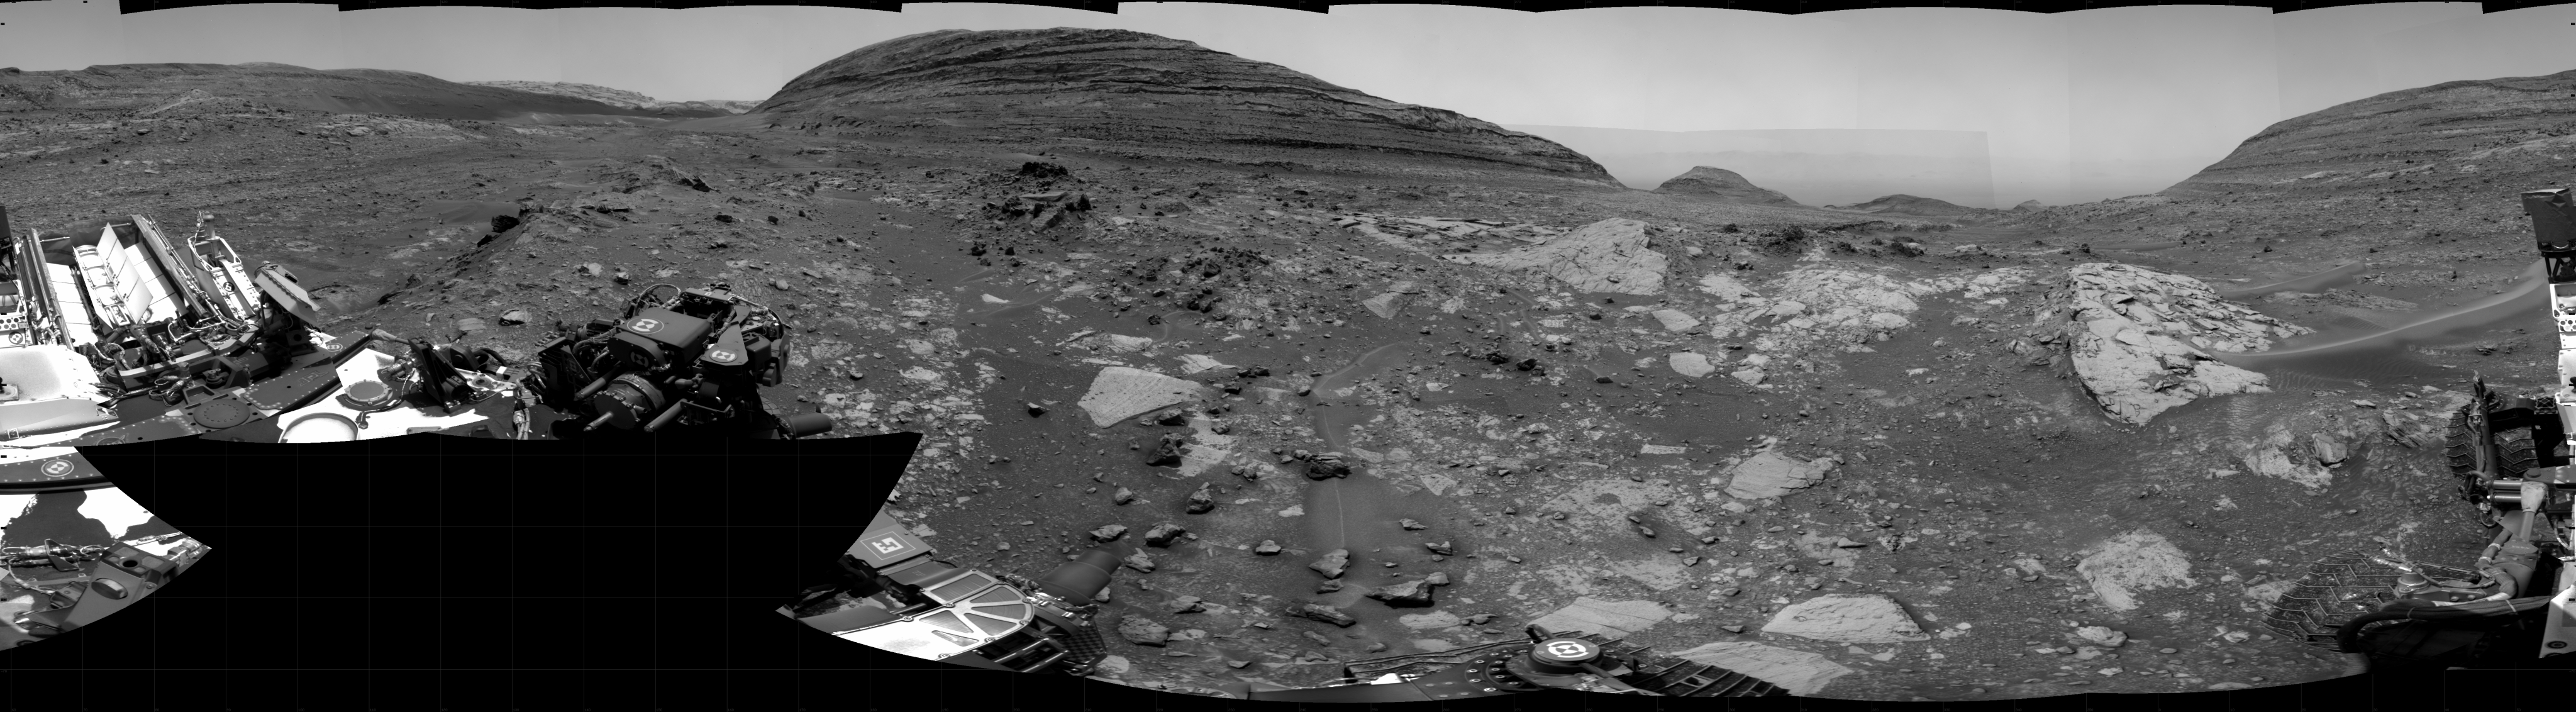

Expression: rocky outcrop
xmin=1723 ymin=451 xmax=1837 ymax=499
xmin=1670 ymin=642 xmax=1853 ymax=696
xmin=1761 ymin=594 xmax=1931 ymax=643
xmin=1652 ymin=166 xmax=1802 ymax=206
xmin=1077 ymin=367 xmax=1206 ymax=428
xmin=2012 ymin=199 xmax=2044 ymax=211
xmin=758 ymin=28 xmax=1616 ymax=184
xmin=2074 ymin=530 xmax=2196 ymax=612
xmin=2037 ymin=264 xmax=2311 ymax=425
xmin=1526 ymin=597 xmax=1674 ymax=638
xmin=1444 ymin=218 xmax=1667 ymax=295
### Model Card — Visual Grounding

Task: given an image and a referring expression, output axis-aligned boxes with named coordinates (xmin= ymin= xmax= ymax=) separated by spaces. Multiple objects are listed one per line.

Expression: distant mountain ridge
xmin=0 ymin=62 xmax=719 ymax=120
xmin=464 ymin=80 xmax=756 ymax=114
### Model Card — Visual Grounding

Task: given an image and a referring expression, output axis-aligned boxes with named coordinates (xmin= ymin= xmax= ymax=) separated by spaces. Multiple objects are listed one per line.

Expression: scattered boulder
xmin=1147 ymin=433 xmax=1190 ymax=467
xmin=1143 ymin=523 xmax=1187 ymax=547
xmin=2077 ymin=626 xmax=2128 ymax=648
xmin=1111 ymin=487 xmax=1136 ymax=505
xmin=1077 ymin=367 xmax=1206 ymax=427
xmin=1291 ymin=604 xmax=1357 ymax=627
xmin=1762 ymin=594 xmax=1931 ymax=644
xmin=1671 ymin=641 xmax=1854 ymax=696
xmin=1305 ymin=459 xmax=1352 ymax=479
xmin=1122 ymin=552 xmax=1157 ymax=573
xmin=2040 ymin=263 xmax=2310 ymax=425
xmin=1668 ymin=352 xmax=1718 ymax=378
xmin=1117 ymin=616 xmax=1170 ymax=646
xmin=1527 ymin=597 xmax=1675 ymax=639
xmin=1309 ymin=549 xmax=1350 ymax=579
xmin=2075 ymin=530 xmax=2196 ymax=612
xmin=1650 ymin=309 xmax=1702 ymax=333
xmin=1652 ymin=167 xmax=1803 ymax=207
xmin=1444 ymin=218 xmax=1667 ymax=295
xmin=1185 ymin=482 xmax=1217 ymax=514
xmin=1367 ymin=580 xmax=1436 ymax=608
xmin=1724 ymin=451 xmax=1837 ymax=499
xmin=1089 ymin=524 xmax=1130 ymax=542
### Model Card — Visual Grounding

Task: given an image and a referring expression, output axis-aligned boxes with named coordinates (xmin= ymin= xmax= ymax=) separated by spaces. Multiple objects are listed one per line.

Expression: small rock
xmin=1506 ymin=555 xmax=1523 ymax=563
xmin=1165 ymin=596 xmax=1206 ymax=614
xmin=1317 ymin=579 xmax=1344 ymax=593
xmin=2159 ymin=647 xmax=2178 ymax=654
xmin=1254 ymin=540 xmax=1282 ymax=555
xmin=1148 ymin=433 xmax=1190 ymax=467
xmin=1423 ymin=572 xmax=1450 ymax=586
xmin=1122 ymin=552 xmax=1157 ymax=573
xmin=1424 ymin=541 xmax=1455 ymax=555
xmin=1364 ymin=642 xmax=1389 ymax=653
xmin=2077 ymin=626 xmax=2128 ymax=648
xmin=1185 ymin=483 xmax=1218 ymax=514
xmin=1117 ymin=616 xmax=1170 ymax=646
xmin=1089 ymin=524 xmax=1130 ymax=542
xmin=1306 ymin=459 xmax=1352 ymax=479
xmin=1027 ymin=403 xmax=1048 ymax=417
xmin=1143 ymin=523 xmax=1188 ymax=547
xmin=1721 ymin=625 xmax=1745 ymax=633
xmin=1310 ymin=549 xmax=1351 ymax=579
xmin=1226 ymin=659 xmax=1251 ymax=669
xmin=1302 ymin=630 xmax=1336 ymax=646
xmin=1367 ymin=579 xmax=1436 ymax=608
xmin=1291 ymin=604 xmax=1357 ymax=627
xmin=1399 ymin=519 xmax=1428 ymax=531
xmin=1111 ymin=487 xmax=1137 ymax=505
xmin=496 ymin=309 xmax=532 ymax=326
xmin=2222 ymin=630 xmax=2251 ymax=643
xmin=577 ymin=262 xmax=604 ymax=277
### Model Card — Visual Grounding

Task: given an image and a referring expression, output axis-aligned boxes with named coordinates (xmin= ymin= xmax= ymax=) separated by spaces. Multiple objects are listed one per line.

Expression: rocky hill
xmin=2167 ymin=69 xmax=2576 ymax=198
xmin=0 ymin=63 xmax=713 ymax=120
xmin=1650 ymin=166 xmax=1802 ymax=206
xmin=754 ymin=28 xmax=1616 ymax=185
xmin=1823 ymin=193 xmax=1989 ymax=218
xmin=464 ymin=80 xmax=752 ymax=115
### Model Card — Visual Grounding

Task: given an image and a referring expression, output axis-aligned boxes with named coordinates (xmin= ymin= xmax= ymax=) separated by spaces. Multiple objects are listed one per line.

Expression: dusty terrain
xmin=0 ymin=27 xmax=2568 ymax=701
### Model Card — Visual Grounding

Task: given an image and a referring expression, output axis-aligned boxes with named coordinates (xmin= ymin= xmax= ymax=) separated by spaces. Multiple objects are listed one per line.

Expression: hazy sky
xmin=0 ymin=1 xmax=2566 ymax=205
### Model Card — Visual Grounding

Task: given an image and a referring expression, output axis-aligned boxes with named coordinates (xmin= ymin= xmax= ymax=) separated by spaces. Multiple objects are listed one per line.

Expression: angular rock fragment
xmin=1669 ymin=352 xmax=1718 ymax=378
xmin=1143 ymin=523 xmax=1187 ymax=547
xmin=1185 ymin=482 xmax=1217 ymax=514
xmin=1117 ymin=615 xmax=1170 ymax=646
xmin=1254 ymin=540 xmax=1282 ymax=555
xmin=1147 ymin=433 xmax=1190 ymax=467
xmin=1165 ymin=596 xmax=1206 ymax=614
xmin=1077 ymin=367 xmax=1205 ymax=427
xmin=1309 ymin=549 xmax=1350 ymax=579
xmin=1111 ymin=487 xmax=1136 ymax=505
xmin=1527 ymin=597 xmax=1674 ymax=638
xmin=1122 ymin=552 xmax=1157 ymax=573
xmin=1291 ymin=604 xmax=1357 ymax=627
xmin=1423 ymin=541 xmax=1455 ymax=555
xmin=1367 ymin=580 xmax=1436 ymax=608
xmin=1671 ymin=642 xmax=1854 ymax=696
xmin=1762 ymin=594 xmax=1931 ymax=643
xmin=1089 ymin=524 xmax=1130 ymax=542
xmin=1724 ymin=452 xmax=1836 ymax=499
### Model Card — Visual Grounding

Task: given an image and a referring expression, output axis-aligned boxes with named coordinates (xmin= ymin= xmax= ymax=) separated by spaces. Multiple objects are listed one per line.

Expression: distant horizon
xmin=1 ymin=2 xmax=2565 ymax=206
